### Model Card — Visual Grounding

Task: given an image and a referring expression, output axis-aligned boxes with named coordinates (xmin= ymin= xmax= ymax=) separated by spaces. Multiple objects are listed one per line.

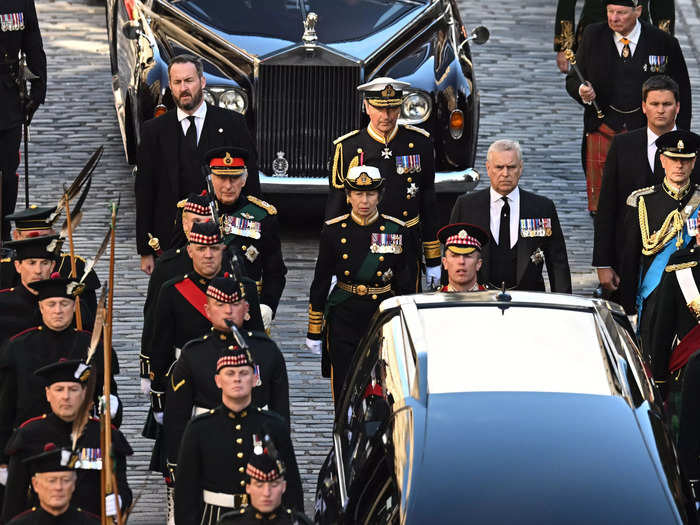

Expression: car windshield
xmin=419 ymin=305 xmax=615 ymax=396
xmin=169 ymin=0 xmax=426 ymax=43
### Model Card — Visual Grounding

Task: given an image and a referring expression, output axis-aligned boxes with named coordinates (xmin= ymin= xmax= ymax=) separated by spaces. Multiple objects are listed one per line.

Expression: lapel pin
xmin=218 ymin=128 xmax=223 ymax=133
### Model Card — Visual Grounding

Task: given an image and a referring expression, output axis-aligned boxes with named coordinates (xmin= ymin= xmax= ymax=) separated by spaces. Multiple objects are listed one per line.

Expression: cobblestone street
xmin=19 ymin=0 xmax=700 ymax=521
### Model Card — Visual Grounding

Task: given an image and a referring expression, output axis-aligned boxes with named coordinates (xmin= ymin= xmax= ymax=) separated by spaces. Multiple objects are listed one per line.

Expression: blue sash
xmin=636 ymin=205 xmax=700 ymax=322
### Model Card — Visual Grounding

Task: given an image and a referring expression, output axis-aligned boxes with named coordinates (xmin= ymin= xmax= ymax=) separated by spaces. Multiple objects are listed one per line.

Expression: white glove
xmin=141 ymin=378 xmax=151 ymax=395
xmin=99 ymin=394 xmax=119 ymax=418
xmin=0 ymin=466 xmax=7 ymax=486
xmin=153 ymin=411 xmax=164 ymax=425
xmin=306 ymin=338 xmax=322 ymax=355
xmin=426 ymin=265 xmax=442 ymax=289
xmin=260 ymin=304 xmax=273 ymax=331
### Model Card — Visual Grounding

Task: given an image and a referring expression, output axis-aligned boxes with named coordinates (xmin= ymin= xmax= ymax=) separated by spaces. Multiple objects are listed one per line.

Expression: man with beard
xmin=135 ymin=54 xmax=260 ymax=275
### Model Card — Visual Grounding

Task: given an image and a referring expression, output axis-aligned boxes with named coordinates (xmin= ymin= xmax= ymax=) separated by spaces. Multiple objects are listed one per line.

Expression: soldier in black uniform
xmin=554 ymin=0 xmax=675 ymax=73
xmin=0 ymin=275 xmax=120 ymax=464
xmin=325 ymin=77 xmax=441 ymax=291
xmin=7 ymin=445 xmax=98 ymax=524
xmin=0 ymin=234 xmax=57 ymax=344
xmin=620 ymin=130 xmax=700 ymax=350
xmin=2 ymin=359 xmax=132 ymax=522
xmin=175 ymin=345 xmax=303 ymax=524
xmin=436 ymin=223 xmax=489 ymax=292
xmin=1 ymin=206 xmax=101 ymax=312
xmin=216 ymin=446 xmax=311 ymax=525
xmin=0 ymin=0 xmax=46 ymax=240
xmin=307 ymin=165 xmax=414 ymax=405
xmin=165 ymin=273 xmax=289 ymax=485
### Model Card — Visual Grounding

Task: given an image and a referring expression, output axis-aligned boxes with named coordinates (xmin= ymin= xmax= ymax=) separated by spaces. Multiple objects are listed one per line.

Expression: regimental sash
xmin=520 ymin=218 xmax=552 ymax=238
xmin=669 ymin=324 xmax=700 ymax=373
xmin=174 ymin=278 xmax=210 ymax=320
xmin=370 ymin=233 xmax=403 ymax=254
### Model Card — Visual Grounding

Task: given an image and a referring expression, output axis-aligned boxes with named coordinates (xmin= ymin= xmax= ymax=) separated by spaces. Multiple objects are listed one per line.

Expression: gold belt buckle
xmin=356 ymin=284 xmax=368 ymax=296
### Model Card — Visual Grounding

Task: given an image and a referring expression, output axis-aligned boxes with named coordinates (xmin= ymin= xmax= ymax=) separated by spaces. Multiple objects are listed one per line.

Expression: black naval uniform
xmin=307 ymin=212 xmax=414 ymax=402
xmin=218 ymin=505 xmax=312 ymax=525
xmin=164 ymin=328 xmax=290 ymax=479
xmin=554 ymin=0 xmax=675 ymax=54
xmin=7 ymin=506 xmax=97 ymax=524
xmin=0 ymin=0 xmax=47 ymax=240
xmin=218 ymin=195 xmax=287 ymax=315
xmin=2 ymin=414 xmax=132 ymax=522
xmin=0 ymin=325 xmax=120 ymax=460
xmin=325 ymin=125 xmax=440 ymax=289
xmin=619 ymin=182 xmax=700 ymax=348
xmin=175 ymin=405 xmax=304 ymax=525
xmin=0 ymin=254 xmax=100 ymax=314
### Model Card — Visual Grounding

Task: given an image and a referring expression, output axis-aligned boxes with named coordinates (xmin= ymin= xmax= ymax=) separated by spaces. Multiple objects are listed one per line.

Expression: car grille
xmin=256 ymin=64 xmax=361 ymax=179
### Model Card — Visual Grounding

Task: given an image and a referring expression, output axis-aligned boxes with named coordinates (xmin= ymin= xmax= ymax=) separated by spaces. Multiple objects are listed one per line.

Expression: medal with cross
xmin=406 ymin=183 xmax=418 ymax=197
xmin=381 ymin=146 xmax=392 ymax=159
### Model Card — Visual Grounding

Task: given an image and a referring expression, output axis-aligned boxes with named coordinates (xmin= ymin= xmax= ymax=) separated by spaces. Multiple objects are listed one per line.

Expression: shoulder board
xmin=381 ymin=214 xmax=406 ymax=227
xmin=10 ymin=326 xmax=40 ymax=341
xmin=182 ymin=334 xmax=208 ymax=349
xmin=247 ymin=195 xmax=277 ymax=215
xmin=665 ymin=261 xmax=699 ymax=272
xmin=19 ymin=413 xmax=48 ymax=428
xmin=626 ymin=185 xmax=656 ymax=207
xmin=325 ymin=214 xmax=350 ymax=226
xmin=192 ymin=408 xmax=216 ymax=420
xmin=333 ymin=129 xmax=360 ymax=145
xmin=159 ymin=248 xmax=183 ymax=262
xmin=402 ymin=124 xmax=430 ymax=138
xmin=60 ymin=253 xmax=86 ymax=263
xmin=177 ymin=198 xmax=187 ymax=208
xmin=0 ymin=258 xmax=9 ymax=263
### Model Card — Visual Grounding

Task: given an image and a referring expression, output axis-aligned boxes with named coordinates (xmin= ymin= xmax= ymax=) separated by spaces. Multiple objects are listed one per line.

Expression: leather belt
xmin=202 ymin=490 xmax=247 ymax=508
xmin=405 ymin=215 xmax=420 ymax=228
xmin=336 ymin=281 xmax=392 ymax=296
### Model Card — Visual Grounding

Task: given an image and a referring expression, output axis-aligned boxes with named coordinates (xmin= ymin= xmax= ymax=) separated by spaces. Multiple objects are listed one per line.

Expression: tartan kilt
xmin=585 ymin=123 xmax=625 ymax=212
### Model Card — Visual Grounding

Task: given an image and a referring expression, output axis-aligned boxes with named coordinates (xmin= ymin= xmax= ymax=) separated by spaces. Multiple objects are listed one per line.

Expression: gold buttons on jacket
xmin=372 ymin=294 xmax=378 ymax=300
xmin=403 ymin=211 xmax=408 ymax=217
xmin=341 ymin=222 xmax=347 ymax=228
xmin=409 ymin=143 xmax=414 ymax=148
xmin=407 ymin=177 xmax=412 ymax=183
xmin=344 ymin=270 xmax=350 ymax=276
xmin=240 ymin=480 xmax=246 ymax=486
xmin=237 ymin=452 xmax=244 ymax=458
xmin=235 ymin=424 xmax=241 ymax=430
xmin=380 ymin=225 xmax=385 ymax=231
xmin=242 ymin=245 xmax=247 ymax=251
xmin=239 ymin=467 xmax=244 ymax=473
xmin=406 ymin=195 xmax=411 ymax=200
xmin=341 ymin=238 xmax=347 ymax=244
xmin=379 ymin=256 xmax=384 ymax=261
xmin=236 ymin=438 xmax=243 ymax=444
xmin=342 ymin=254 xmax=348 ymax=260
xmin=376 ymin=271 xmax=382 ymax=276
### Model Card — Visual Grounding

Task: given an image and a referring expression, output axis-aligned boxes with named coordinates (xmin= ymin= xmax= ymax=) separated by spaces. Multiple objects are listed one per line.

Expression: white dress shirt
xmin=490 ymin=186 xmax=520 ymax=249
xmin=613 ymin=20 xmax=641 ymax=57
xmin=177 ymin=101 xmax=208 ymax=145
xmin=647 ymin=125 xmax=676 ymax=172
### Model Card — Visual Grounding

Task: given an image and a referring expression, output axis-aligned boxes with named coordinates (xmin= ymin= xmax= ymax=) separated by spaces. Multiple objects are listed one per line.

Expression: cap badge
xmin=458 ymin=229 xmax=467 ymax=239
xmin=381 ymin=84 xmax=395 ymax=98
xmin=356 ymin=172 xmax=372 ymax=186
xmin=678 ymin=140 xmax=685 ymax=150
xmin=223 ymin=152 xmax=233 ymax=165
xmin=272 ymin=151 xmax=289 ymax=177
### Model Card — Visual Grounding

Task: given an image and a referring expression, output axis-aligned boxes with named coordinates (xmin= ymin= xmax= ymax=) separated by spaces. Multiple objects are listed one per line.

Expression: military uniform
xmin=0 ymin=0 xmax=46 ymax=240
xmin=3 ymin=413 xmax=132 ymax=521
xmin=308 ymin=165 xmax=414 ymax=403
xmin=0 ymin=284 xmax=39 ymax=344
xmin=175 ymin=405 xmax=304 ymax=524
xmin=8 ymin=506 xmax=98 ymax=524
xmin=554 ymin=0 xmax=675 ymax=54
xmin=165 ymin=327 xmax=290 ymax=481
xmin=217 ymin=505 xmax=311 ymax=524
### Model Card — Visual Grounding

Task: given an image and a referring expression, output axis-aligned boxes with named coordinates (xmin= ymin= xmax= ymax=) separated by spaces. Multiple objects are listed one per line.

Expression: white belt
xmin=202 ymin=490 xmax=247 ymax=508
xmin=175 ymin=347 xmax=182 ymax=359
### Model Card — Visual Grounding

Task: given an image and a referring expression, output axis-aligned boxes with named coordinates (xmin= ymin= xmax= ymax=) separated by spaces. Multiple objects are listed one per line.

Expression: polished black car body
xmin=106 ymin=0 xmax=485 ymax=194
xmin=314 ymin=292 xmax=698 ymax=524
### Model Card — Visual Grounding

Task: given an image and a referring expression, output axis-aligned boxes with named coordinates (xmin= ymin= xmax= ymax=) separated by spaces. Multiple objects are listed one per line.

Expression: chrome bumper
xmin=259 ymin=168 xmax=480 ymax=194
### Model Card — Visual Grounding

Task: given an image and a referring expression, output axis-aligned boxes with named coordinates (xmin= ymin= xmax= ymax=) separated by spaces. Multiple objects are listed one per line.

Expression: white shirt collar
xmin=490 ymin=185 xmax=520 ymax=204
xmin=177 ymin=101 xmax=208 ymax=123
xmin=615 ymin=20 xmax=641 ymax=45
xmin=647 ymin=125 xmax=677 ymax=148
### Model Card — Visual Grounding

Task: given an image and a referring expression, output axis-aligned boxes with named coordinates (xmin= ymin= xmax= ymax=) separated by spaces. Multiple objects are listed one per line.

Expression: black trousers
xmin=0 ymin=126 xmax=21 ymax=241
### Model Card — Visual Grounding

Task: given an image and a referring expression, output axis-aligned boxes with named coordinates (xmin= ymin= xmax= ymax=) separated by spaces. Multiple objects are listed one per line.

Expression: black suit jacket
xmin=594 ymin=127 xmax=700 ymax=269
xmin=134 ymin=104 xmax=260 ymax=254
xmin=565 ymin=21 xmax=691 ymax=133
xmin=450 ymin=188 xmax=572 ymax=293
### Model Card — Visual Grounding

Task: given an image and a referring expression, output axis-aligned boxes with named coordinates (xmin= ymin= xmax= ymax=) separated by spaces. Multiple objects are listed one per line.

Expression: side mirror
xmin=122 ymin=20 xmax=142 ymax=40
xmin=463 ymin=168 xmax=479 ymax=192
xmin=469 ymin=25 xmax=490 ymax=45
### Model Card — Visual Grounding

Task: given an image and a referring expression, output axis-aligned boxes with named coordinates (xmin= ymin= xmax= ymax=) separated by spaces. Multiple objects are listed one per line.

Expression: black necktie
xmin=653 ymin=147 xmax=663 ymax=180
xmin=499 ymin=196 xmax=510 ymax=248
xmin=185 ymin=115 xmax=197 ymax=150
xmin=621 ymin=37 xmax=631 ymax=62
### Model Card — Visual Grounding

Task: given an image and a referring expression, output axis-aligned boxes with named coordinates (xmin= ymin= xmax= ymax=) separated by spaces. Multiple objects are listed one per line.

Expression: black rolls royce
xmin=106 ymin=0 xmax=487 ymax=194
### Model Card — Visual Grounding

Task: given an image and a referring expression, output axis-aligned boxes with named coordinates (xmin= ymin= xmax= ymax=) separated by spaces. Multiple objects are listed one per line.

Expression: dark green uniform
xmin=325 ymin=124 xmax=440 ymax=287
xmin=307 ymin=212 xmax=414 ymax=403
xmin=165 ymin=328 xmax=290 ymax=479
xmin=2 ymin=413 xmax=132 ymax=522
xmin=219 ymin=195 xmax=287 ymax=315
xmin=554 ymin=0 xmax=675 ymax=52
xmin=217 ymin=505 xmax=312 ymax=524
xmin=174 ymin=405 xmax=304 ymax=525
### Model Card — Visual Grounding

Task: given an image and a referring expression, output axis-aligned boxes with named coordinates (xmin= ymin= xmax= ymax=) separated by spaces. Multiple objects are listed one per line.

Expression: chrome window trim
xmin=333 ymin=432 xmax=349 ymax=509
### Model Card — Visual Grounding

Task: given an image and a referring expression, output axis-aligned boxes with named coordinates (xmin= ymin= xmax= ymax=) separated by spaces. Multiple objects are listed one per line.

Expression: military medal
xmin=222 ymin=215 xmax=261 ymax=239
xmin=253 ymin=434 xmax=263 ymax=455
xmin=244 ymin=244 xmax=259 ymax=262
xmin=370 ymin=233 xmax=403 ymax=254
xmin=406 ymin=183 xmax=418 ymax=197
xmin=687 ymin=218 xmax=698 ymax=237
xmin=255 ymin=364 xmax=262 ymax=387
xmin=381 ymin=147 xmax=392 ymax=159
xmin=396 ymin=156 xmax=405 ymax=174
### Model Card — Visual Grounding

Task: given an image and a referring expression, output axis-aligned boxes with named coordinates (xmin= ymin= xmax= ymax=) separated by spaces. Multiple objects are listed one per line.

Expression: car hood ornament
xmin=272 ymin=151 xmax=289 ymax=177
xmin=302 ymin=12 xmax=318 ymax=45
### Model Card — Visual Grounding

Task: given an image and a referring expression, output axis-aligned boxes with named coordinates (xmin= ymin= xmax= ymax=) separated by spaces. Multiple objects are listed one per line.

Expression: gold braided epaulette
xmin=247 ymin=195 xmax=277 ymax=215
xmin=403 ymin=124 xmax=430 ymax=138
xmin=380 ymin=214 xmax=406 ymax=227
xmin=177 ymin=198 xmax=187 ymax=208
xmin=61 ymin=253 xmax=86 ymax=263
xmin=333 ymin=129 xmax=360 ymax=145
xmin=0 ymin=257 xmax=9 ymax=263
xmin=665 ymin=261 xmax=699 ymax=272
xmin=626 ymin=185 xmax=656 ymax=207
xmin=325 ymin=214 xmax=349 ymax=226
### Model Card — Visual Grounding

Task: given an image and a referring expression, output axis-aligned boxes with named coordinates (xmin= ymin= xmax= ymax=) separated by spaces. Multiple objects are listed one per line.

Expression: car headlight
xmin=202 ymin=89 xmax=216 ymax=106
xmin=399 ymin=91 xmax=432 ymax=124
xmin=218 ymin=89 xmax=248 ymax=114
